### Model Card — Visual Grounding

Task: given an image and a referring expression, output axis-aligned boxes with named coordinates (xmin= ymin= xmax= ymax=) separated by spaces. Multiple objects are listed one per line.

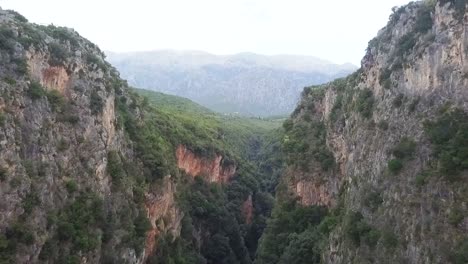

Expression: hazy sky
xmin=2 ymin=0 xmax=411 ymax=65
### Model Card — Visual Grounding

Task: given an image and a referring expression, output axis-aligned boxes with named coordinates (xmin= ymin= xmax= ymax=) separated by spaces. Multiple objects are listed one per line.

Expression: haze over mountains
xmin=107 ymin=50 xmax=357 ymax=116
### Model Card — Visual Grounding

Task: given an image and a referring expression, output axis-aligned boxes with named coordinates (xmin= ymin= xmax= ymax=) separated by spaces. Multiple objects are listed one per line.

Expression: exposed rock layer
xmin=176 ymin=145 xmax=237 ymax=183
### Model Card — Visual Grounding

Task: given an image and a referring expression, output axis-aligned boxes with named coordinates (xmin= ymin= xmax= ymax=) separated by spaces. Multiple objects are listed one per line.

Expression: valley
xmin=0 ymin=1 xmax=468 ymax=264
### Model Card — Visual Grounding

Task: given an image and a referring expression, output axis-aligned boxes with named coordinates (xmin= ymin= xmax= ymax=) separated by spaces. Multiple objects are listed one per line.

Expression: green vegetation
xmin=378 ymin=120 xmax=389 ymax=130
xmin=13 ymin=58 xmax=29 ymax=75
xmin=0 ymin=112 xmax=5 ymax=127
xmin=90 ymin=90 xmax=104 ymax=115
xmin=107 ymin=151 xmax=125 ymax=186
xmin=392 ymin=137 xmax=416 ymax=159
xmin=164 ymin=177 xmax=253 ymax=264
xmin=282 ymin=87 xmax=334 ymax=172
xmin=451 ymin=238 xmax=468 ymax=264
xmin=381 ymin=229 xmax=398 ymax=249
xmin=122 ymin=89 xmax=282 ymax=183
xmin=41 ymin=25 xmax=79 ymax=47
xmin=393 ymin=93 xmax=405 ymax=108
xmin=111 ymin=87 xmax=282 ymax=262
xmin=448 ymin=207 xmax=464 ymax=226
xmin=3 ymin=76 xmax=16 ymax=85
xmin=388 ymin=159 xmax=403 ymax=174
xmin=409 ymin=97 xmax=420 ymax=112
xmin=46 ymin=90 xmax=66 ymax=111
xmin=379 ymin=68 xmax=392 ymax=89
xmin=363 ymin=190 xmax=383 ymax=211
xmin=150 ymin=170 xmax=273 ymax=263
xmin=0 ymin=167 xmax=7 ymax=181
xmin=440 ymin=0 xmax=467 ymax=20
xmin=414 ymin=170 xmax=432 ymax=186
xmin=355 ymin=89 xmax=374 ymax=118
xmin=0 ymin=27 xmax=16 ymax=52
xmin=57 ymin=138 xmax=69 ymax=152
xmin=255 ymin=197 xmax=329 ymax=264
xmin=135 ymin=88 xmax=214 ymax=115
xmin=391 ymin=2 xmax=434 ymax=69
xmin=22 ymin=191 xmax=40 ymax=215
xmin=330 ymin=94 xmax=343 ymax=122
xmin=57 ymin=192 xmax=105 ymax=252
xmin=28 ymin=81 xmax=46 ymax=99
xmin=424 ymin=108 xmax=468 ymax=181
xmin=1 ymin=10 xmax=287 ymax=263
xmin=387 ymin=137 xmax=416 ymax=174
xmin=0 ymin=222 xmax=34 ymax=263
xmin=86 ymin=53 xmax=107 ymax=72
xmin=283 ymin=119 xmax=334 ymax=171
xmin=344 ymin=211 xmax=378 ymax=247
xmin=65 ymin=180 xmax=78 ymax=193
xmin=48 ymin=42 xmax=69 ymax=66
xmin=7 ymin=10 xmax=28 ymax=23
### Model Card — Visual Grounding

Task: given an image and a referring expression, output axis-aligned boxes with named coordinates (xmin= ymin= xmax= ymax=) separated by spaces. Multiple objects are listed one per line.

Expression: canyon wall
xmin=281 ymin=2 xmax=468 ymax=263
xmin=176 ymin=145 xmax=237 ymax=183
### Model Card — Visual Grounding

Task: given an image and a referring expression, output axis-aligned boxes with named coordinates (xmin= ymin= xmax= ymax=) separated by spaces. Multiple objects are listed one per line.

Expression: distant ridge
xmin=108 ymin=50 xmax=357 ymax=116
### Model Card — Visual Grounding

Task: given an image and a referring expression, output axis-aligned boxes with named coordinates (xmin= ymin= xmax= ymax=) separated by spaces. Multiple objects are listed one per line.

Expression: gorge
xmin=0 ymin=1 xmax=468 ymax=264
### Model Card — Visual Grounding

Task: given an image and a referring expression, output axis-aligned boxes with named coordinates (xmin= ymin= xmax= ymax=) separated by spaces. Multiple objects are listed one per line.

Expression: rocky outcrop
xmin=241 ymin=194 xmax=254 ymax=225
xmin=176 ymin=145 xmax=237 ymax=183
xmin=0 ymin=10 xmax=185 ymax=263
xmin=284 ymin=1 xmax=468 ymax=263
xmin=144 ymin=176 xmax=182 ymax=261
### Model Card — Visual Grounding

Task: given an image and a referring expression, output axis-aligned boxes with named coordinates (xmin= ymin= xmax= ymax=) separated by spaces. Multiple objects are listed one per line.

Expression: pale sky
xmin=1 ymin=0 xmax=411 ymax=65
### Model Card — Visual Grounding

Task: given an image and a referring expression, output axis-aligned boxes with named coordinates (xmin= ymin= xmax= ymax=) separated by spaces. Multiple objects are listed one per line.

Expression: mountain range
xmin=107 ymin=50 xmax=357 ymax=116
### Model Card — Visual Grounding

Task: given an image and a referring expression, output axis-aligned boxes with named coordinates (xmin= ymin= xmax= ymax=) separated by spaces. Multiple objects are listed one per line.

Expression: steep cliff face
xmin=144 ymin=176 xmax=182 ymax=261
xmin=0 ymin=9 xmax=281 ymax=264
xmin=0 ymin=9 xmax=185 ymax=263
xmin=176 ymin=145 xmax=237 ymax=183
xmin=276 ymin=1 xmax=468 ymax=263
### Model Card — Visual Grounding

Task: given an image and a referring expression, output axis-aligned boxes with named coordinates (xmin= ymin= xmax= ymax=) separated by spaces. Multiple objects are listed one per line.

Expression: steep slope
xmin=256 ymin=1 xmax=468 ymax=264
xmin=107 ymin=50 xmax=356 ymax=116
xmin=0 ymin=9 xmax=283 ymax=264
xmin=0 ymin=8 xmax=181 ymax=263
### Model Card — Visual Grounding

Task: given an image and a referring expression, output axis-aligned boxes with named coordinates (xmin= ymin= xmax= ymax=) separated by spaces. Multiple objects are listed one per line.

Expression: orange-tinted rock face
xmin=295 ymin=180 xmax=334 ymax=207
xmin=27 ymin=52 xmax=71 ymax=94
xmin=41 ymin=66 xmax=70 ymax=94
xmin=241 ymin=195 xmax=254 ymax=225
xmin=144 ymin=176 xmax=182 ymax=261
xmin=176 ymin=145 xmax=236 ymax=183
xmin=286 ymin=167 xmax=341 ymax=207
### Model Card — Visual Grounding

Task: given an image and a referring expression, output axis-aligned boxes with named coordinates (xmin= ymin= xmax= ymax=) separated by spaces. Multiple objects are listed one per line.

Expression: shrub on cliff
xmin=107 ymin=151 xmax=125 ymax=186
xmin=355 ymin=89 xmax=374 ymax=118
xmin=48 ymin=42 xmax=69 ymax=66
xmin=90 ymin=90 xmax=104 ymax=115
xmin=344 ymin=211 xmax=375 ymax=246
xmin=392 ymin=137 xmax=416 ymax=159
xmin=46 ymin=90 xmax=65 ymax=111
xmin=451 ymin=238 xmax=468 ymax=264
xmin=424 ymin=108 xmax=468 ymax=181
xmin=0 ymin=27 xmax=16 ymax=52
xmin=57 ymin=193 xmax=105 ymax=253
xmin=28 ymin=81 xmax=45 ymax=100
xmin=388 ymin=159 xmax=403 ymax=174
